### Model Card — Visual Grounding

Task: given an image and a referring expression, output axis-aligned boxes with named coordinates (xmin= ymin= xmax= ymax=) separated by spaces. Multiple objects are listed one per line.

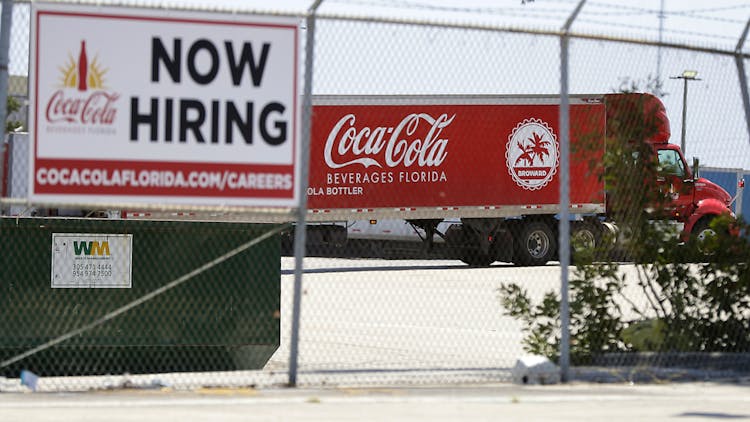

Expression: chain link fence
xmin=1 ymin=0 xmax=750 ymax=391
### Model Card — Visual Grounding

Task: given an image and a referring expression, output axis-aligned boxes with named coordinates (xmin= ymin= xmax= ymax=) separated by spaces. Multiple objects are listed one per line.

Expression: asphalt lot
xmin=1 ymin=256 xmax=732 ymax=390
xmin=2 ymin=256 xmax=748 ymax=421
xmin=269 ymin=256 xmax=651 ymax=381
xmin=2 ymin=381 xmax=750 ymax=421
xmin=272 ymin=256 xmax=544 ymax=380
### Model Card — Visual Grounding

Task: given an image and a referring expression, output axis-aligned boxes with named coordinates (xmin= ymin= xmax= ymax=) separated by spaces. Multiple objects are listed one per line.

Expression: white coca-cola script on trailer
xmin=324 ymin=113 xmax=454 ymax=169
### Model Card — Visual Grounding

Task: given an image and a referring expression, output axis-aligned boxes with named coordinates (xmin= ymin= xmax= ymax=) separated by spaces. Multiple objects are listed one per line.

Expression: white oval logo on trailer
xmin=505 ymin=118 xmax=559 ymax=190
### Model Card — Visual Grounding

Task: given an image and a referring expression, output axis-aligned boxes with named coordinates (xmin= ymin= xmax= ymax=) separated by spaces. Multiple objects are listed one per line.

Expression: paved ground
xmin=2 ymin=381 xmax=750 ymax=421
xmin=3 ymin=257 xmax=748 ymax=420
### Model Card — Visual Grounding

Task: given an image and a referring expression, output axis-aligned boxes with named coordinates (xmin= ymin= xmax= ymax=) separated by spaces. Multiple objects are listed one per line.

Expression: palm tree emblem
xmin=506 ymin=118 xmax=559 ymax=191
xmin=514 ymin=131 xmax=551 ymax=166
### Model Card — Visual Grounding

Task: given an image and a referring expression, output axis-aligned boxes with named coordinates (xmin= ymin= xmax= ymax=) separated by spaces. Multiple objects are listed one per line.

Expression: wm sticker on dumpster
xmin=51 ymin=233 xmax=133 ymax=288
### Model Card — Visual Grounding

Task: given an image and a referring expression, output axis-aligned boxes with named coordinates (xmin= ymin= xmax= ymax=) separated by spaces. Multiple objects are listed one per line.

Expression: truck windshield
xmin=657 ymin=149 xmax=686 ymax=178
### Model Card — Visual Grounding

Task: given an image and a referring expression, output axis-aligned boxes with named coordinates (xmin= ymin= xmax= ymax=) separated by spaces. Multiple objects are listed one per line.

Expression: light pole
xmin=670 ymin=70 xmax=701 ymax=154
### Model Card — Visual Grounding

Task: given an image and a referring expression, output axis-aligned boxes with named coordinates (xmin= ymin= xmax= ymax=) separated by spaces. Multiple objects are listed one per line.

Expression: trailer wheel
xmin=514 ymin=221 xmax=556 ymax=266
xmin=571 ymin=221 xmax=601 ymax=262
xmin=459 ymin=252 xmax=494 ymax=267
xmin=445 ymin=224 xmax=497 ymax=267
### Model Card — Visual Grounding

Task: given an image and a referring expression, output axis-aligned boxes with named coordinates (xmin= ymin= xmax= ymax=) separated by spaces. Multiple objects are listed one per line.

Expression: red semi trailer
xmin=7 ymin=92 xmax=733 ymax=266
xmin=303 ymin=93 xmax=734 ymax=266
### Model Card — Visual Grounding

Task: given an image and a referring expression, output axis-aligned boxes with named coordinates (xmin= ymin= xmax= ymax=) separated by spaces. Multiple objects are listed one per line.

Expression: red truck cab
xmin=653 ymin=142 xmax=733 ymax=240
xmin=605 ymin=93 xmax=734 ymax=245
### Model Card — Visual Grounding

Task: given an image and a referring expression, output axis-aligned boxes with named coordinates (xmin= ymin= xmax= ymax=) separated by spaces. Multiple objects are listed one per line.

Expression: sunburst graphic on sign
xmin=58 ymin=53 xmax=108 ymax=90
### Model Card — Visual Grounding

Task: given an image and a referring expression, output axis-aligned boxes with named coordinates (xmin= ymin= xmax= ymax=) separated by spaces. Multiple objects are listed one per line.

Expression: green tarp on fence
xmin=0 ymin=217 xmax=281 ymax=377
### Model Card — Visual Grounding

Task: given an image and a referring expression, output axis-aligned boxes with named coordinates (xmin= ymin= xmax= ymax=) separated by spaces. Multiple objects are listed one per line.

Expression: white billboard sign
xmin=29 ymin=3 xmax=300 ymax=207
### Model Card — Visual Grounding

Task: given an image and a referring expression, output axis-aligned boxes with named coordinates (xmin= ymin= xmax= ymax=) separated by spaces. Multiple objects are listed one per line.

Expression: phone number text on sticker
xmin=51 ymin=233 xmax=133 ymax=288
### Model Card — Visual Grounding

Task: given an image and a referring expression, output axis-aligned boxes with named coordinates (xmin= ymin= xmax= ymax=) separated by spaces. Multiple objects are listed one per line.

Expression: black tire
xmin=570 ymin=221 xmax=602 ymax=263
xmin=460 ymin=250 xmax=495 ymax=267
xmin=445 ymin=224 xmax=497 ymax=267
xmin=690 ymin=218 xmax=718 ymax=258
xmin=514 ymin=221 xmax=557 ymax=266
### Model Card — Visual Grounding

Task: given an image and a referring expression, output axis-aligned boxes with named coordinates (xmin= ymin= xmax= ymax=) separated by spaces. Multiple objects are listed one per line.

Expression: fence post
xmin=0 ymin=0 xmax=14 ymax=214
xmin=735 ymin=18 xmax=750 ymax=145
xmin=288 ymin=0 xmax=324 ymax=388
xmin=559 ymin=0 xmax=586 ymax=384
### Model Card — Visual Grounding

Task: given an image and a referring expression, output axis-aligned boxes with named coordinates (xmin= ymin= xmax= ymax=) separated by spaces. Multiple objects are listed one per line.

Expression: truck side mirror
xmin=692 ymin=157 xmax=700 ymax=179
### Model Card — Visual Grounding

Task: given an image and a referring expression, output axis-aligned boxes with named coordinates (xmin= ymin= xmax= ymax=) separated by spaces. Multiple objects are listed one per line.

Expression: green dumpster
xmin=0 ymin=217 xmax=281 ymax=377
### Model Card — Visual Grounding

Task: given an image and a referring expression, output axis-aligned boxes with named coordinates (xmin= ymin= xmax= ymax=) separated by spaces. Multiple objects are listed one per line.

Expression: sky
xmin=4 ymin=0 xmax=750 ymax=170
xmin=8 ymin=1 xmax=750 ymax=65
xmin=37 ymin=0 xmax=744 ymax=49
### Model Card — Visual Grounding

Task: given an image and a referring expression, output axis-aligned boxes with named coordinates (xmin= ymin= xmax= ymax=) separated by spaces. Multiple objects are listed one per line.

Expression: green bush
xmin=500 ymin=213 xmax=750 ymax=364
xmin=5 ymin=96 xmax=24 ymax=133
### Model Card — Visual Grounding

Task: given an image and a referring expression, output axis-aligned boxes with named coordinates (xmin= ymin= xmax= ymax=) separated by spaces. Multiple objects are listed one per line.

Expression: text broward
xmin=130 ymin=37 xmax=287 ymax=146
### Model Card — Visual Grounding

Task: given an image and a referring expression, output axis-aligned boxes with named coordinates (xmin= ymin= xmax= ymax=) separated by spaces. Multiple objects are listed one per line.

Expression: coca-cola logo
xmin=324 ymin=112 xmax=453 ymax=169
xmin=44 ymin=39 xmax=120 ymax=126
xmin=506 ymin=118 xmax=559 ymax=190
xmin=46 ymin=90 xmax=119 ymax=124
